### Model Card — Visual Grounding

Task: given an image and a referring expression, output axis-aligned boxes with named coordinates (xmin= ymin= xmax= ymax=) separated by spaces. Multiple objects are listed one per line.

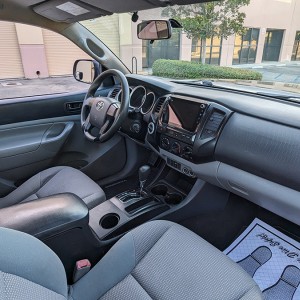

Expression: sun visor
xmin=59 ymin=0 xmax=215 ymax=15
xmin=81 ymin=0 xmax=159 ymax=13
xmin=33 ymin=0 xmax=112 ymax=23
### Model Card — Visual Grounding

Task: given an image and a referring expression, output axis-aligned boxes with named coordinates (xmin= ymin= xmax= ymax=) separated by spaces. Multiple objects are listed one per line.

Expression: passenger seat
xmin=0 ymin=220 xmax=262 ymax=299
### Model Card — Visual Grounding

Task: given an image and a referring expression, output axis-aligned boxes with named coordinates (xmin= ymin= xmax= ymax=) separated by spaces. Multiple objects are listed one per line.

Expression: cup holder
xmin=164 ymin=193 xmax=183 ymax=205
xmin=100 ymin=213 xmax=120 ymax=229
xmin=151 ymin=184 xmax=168 ymax=196
xmin=151 ymin=183 xmax=183 ymax=205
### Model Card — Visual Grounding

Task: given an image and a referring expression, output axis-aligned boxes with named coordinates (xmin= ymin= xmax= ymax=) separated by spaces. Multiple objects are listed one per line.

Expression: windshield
xmin=80 ymin=2 xmax=300 ymax=96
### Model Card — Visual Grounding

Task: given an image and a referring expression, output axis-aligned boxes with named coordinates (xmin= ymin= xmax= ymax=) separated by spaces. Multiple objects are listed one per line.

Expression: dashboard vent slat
xmin=109 ymin=88 xmax=120 ymax=99
xmin=201 ymin=111 xmax=225 ymax=139
xmin=154 ymin=97 xmax=165 ymax=113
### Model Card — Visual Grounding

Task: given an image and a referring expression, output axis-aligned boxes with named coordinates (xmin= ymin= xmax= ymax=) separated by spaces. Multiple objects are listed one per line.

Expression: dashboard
xmin=109 ymin=85 xmax=156 ymax=114
xmin=107 ymin=74 xmax=300 ymax=228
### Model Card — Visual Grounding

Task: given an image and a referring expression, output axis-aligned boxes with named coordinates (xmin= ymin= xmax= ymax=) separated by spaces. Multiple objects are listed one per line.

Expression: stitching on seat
xmin=237 ymin=284 xmax=260 ymax=300
xmin=96 ymin=225 xmax=172 ymax=300
xmin=36 ymin=168 xmax=65 ymax=198
xmin=88 ymin=231 xmax=136 ymax=300
xmin=130 ymin=274 xmax=154 ymax=300
xmin=97 ymin=274 xmax=153 ymax=300
xmin=40 ymin=168 xmax=65 ymax=187
xmin=24 ymin=168 xmax=64 ymax=200
xmin=129 ymin=226 xmax=173 ymax=300
xmin=129 ymin=232 xmax=137 ymax=267
xmin=82 ymin=193 xmax=97 ymax=201
xmin=39 ymin=171 xmax=42 ymax=189
xmin=132 ymin=224 xmax=173 ymax=265
xmin=20 ymin=193 xmax=39 ymax=203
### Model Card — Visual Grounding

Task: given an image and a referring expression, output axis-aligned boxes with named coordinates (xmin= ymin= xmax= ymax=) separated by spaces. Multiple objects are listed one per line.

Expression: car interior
xmin=0 ymin=0 xmax=300 ymax=299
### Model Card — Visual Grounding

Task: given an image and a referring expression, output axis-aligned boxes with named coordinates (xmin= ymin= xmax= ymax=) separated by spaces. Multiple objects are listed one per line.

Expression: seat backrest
xmin=0 ymin=227 xmax=68 ymax=300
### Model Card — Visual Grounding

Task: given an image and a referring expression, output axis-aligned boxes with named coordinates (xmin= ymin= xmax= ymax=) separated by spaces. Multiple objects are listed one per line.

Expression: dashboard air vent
xmin=154 ymin=97 xmax=165 ymax=113
xmin=109 ymin=88 xmax=120 ymax=99
xmin=201 ymin=110 xmax=225 ymax=140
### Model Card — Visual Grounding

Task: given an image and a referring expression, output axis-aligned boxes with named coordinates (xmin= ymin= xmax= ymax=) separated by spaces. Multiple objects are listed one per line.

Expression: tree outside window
xmin=162 ymin=0 xmax=250 ymax=64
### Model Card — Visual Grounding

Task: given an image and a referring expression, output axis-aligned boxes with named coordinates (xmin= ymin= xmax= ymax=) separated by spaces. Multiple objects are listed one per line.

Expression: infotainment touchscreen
xmin=168 ymin=97 xmax=202 ymax=132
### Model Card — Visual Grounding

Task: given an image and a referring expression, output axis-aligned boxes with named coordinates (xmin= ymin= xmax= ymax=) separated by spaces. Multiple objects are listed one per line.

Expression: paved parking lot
xmin=0 ymin=76 xmax=89 ymax=100
xmin=234 ymin=62 xmax=300 ymax=84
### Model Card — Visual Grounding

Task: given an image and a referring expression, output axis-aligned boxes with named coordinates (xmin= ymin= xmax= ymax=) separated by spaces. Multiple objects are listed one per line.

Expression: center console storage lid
xmin=0 ymin=193 xmax=89 ymax=239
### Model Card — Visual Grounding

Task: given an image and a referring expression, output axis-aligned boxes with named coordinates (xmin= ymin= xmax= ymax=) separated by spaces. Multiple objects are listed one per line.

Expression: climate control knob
xmin=161 ymin=137 xmax=170 ymax=150
xmin=182 ymin=146 xmax=193 ymax=160
xmin=171 ymin=142 xmax=181 ymax=155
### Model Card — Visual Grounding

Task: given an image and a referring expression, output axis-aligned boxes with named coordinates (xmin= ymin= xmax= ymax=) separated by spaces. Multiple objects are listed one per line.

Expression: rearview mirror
xmin=137 ymin=20 xmax=171 ymax=40
xmin=73 ymin=59 xmax=101 ymax=84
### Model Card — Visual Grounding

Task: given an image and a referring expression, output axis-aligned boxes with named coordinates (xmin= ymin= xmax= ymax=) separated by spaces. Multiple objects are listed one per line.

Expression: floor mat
xmin=224 ymin=218 xmax=300 ymax=300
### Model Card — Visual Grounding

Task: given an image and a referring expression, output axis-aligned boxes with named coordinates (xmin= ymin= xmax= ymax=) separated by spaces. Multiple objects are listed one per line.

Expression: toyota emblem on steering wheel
xmin=96 ymin=101 xmax=105 ymax=111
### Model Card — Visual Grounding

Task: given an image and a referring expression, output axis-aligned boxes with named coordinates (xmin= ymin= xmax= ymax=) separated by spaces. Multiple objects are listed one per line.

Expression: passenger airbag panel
xmin=215 ymin=113 xmax=300 ymax=191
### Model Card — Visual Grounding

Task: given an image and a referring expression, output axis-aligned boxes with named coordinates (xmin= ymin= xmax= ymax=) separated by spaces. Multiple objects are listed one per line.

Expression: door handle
xmin=41 ymin=122 xmax=74 ymax=154
xmin=65 ymin=102 xmax=82 ymax=112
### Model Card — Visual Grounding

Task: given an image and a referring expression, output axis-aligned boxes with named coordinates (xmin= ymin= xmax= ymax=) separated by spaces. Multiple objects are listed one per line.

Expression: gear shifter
xmin=139 ymin=165 xmax=151 ymax=195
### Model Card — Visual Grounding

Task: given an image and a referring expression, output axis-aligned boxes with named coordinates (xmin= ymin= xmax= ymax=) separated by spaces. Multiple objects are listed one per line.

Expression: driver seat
xmin=0 ymin=166 xmax=106 ymax=209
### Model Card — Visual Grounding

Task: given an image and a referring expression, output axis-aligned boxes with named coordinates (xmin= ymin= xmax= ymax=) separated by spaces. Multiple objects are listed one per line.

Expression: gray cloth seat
xmin=0 ymin=166 xmax=106 ymax=209
xmin=0 ymin=220 xmax=263 ymax=300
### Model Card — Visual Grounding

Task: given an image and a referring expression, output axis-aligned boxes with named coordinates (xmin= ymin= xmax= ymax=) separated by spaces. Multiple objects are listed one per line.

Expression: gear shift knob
xmin=139 ymin=165 xmax=151 ymax=183
xmin=139 ymin=165 xmax=151 ymax=194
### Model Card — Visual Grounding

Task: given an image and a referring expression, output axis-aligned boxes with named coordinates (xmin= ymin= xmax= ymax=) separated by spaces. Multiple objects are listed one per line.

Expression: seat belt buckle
xmin=73 ymin=259 xmax=91 ymax=282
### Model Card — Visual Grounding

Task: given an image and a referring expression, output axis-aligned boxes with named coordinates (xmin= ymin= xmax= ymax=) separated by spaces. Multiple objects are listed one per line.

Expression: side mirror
xmin=73 ymin=59 xmax=101 ymax=84
xmin=137 ymin=20 xmax=172 ymax=40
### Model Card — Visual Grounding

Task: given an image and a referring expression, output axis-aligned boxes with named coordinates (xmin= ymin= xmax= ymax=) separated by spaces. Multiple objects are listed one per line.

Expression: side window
xmin=0 ymin=21 xmax=91 ymax=100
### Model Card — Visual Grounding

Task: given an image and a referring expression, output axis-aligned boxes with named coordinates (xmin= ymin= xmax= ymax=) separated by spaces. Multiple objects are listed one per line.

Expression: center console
xmin=88 ymin=164 xmax=191 ymax=241
xmin=157 ymin=96 xmax=208 ymax=162
xmin=147 ymin=95 xmax=232 ymax=172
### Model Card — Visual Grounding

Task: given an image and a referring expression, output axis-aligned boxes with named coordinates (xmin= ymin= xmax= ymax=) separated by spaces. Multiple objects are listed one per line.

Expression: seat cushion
xmin=0 ymin=166 xmax=106 ymax=209
xmin=71 ymin=220 xmax=263 ymax=300
xmin=0 ymin=227 xmax=68 ymax=300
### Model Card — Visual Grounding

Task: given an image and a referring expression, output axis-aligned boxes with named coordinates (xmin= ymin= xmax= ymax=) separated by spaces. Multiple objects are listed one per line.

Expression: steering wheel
xmin=81 ymin=69 xmax=130 ymax=142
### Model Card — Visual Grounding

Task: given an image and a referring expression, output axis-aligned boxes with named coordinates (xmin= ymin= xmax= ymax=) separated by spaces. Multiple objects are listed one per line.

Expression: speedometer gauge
xmin=130 ymin=86 xmax=146 ymax=108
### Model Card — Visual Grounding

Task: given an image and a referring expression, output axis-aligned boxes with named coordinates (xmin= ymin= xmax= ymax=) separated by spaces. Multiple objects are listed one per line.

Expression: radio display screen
xmin=168 ymin=97 xmax=202 ymax=132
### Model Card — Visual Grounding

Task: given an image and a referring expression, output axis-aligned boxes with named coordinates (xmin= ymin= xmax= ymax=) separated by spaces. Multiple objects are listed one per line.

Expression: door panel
xmin=0 ymin=121 xmax=73 ymax=172
xmin=0 ymin=87 xmax=127 ymax=198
